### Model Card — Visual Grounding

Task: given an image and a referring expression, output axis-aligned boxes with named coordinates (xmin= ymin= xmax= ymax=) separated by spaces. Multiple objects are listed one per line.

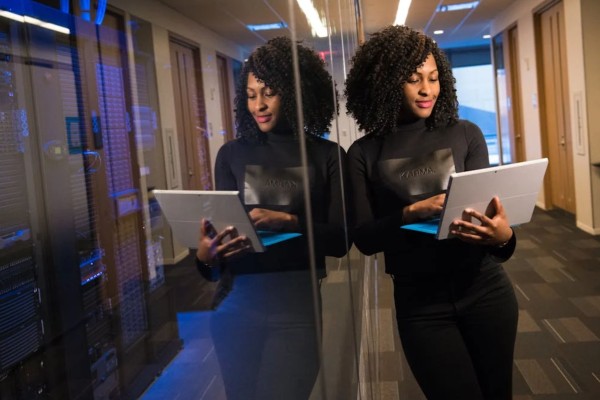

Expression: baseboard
xmin=576 ymin=220 xmax=600 ymax=236
xmin=163 ymin=248 xmax=190 ymax=265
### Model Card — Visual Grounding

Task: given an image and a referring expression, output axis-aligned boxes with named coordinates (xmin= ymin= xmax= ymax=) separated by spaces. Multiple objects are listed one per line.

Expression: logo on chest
xmin=264 ymin=178 xmax=300 ymax=190
xmin=244 ymin=165 xmax=306 ymax=206
xmin=398 ymin=166 xmax=437 ymax=179
xmin=378 ymin=148 xmax=455 ymax=200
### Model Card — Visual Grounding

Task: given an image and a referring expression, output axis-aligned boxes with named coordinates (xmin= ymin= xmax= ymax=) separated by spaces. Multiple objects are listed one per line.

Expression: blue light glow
xmin=437 ymin=1 xmax=479 ymax=12
xmin=246 ymin=22 xmax=287 ymax=32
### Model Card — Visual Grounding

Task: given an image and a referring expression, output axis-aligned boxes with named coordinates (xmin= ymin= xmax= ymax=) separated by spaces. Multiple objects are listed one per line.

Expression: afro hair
xmin=234 ymin=36 xmax=337 ymax=141
xmin=344 ymin=25 xmax=458 ymax=135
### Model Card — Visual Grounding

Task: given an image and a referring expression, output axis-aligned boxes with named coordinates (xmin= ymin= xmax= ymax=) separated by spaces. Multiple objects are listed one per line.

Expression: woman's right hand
xmin=195 ymin=218 xmax=253 ymax=265
xmin=402 ymin=193 xmax=446 ymax=224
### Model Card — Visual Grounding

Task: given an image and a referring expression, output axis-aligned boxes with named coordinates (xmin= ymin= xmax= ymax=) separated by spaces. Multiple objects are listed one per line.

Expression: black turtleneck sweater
xmin=347 ymin=119 xmax=515 ymax=289
xmin=214 ymin=132 xmax=349 ymax=275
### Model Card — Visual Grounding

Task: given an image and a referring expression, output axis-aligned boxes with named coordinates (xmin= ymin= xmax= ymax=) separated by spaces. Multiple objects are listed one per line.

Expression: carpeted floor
xmin=508 ymin=208 xmax=600 ymax=399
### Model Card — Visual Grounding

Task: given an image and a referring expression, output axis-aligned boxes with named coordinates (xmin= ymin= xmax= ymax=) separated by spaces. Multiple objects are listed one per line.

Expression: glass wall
xmin=454 ymin=64 xmax=498 ymax=165
xmin=492 ymin=33 xmax=513 ymax=165
xmin=446 ymin=46 xmax=499 ymax=165
xmin=0 ymin=0 xmax=364 ymax=399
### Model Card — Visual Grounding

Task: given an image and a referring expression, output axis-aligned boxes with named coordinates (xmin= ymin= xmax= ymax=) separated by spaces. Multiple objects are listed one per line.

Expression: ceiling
xmin=158 ymin=0 xmax=519 ymax=52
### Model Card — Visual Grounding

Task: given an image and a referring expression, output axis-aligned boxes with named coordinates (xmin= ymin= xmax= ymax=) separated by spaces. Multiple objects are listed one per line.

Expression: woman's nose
xmin=418 ymin=81 xmax=430 ymax=95
xmin=255 ymin=95 xmax=267 ymax=111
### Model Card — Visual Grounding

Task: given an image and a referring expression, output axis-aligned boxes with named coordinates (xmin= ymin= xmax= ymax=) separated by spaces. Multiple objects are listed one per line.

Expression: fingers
xmin=219 ymin=235 xmax=253 ymax=259
xmin=214 ymin=225 xmax=235 ymax=243
xmin=248 ymin=208 xmax=294 ymax=231
xmin=249 ymin=208 xmax=269 ymax=228
xmin=200 ymin=218 xmax=222 ymax=240
xmin=228 ymin=226 xmax=240 ymax=239
xmin=248 ymin=207 xmax=264 ymax=223
xmin=450 ymin=200 xmax=511 ymax=245
xmin=461 ymin=209 xmax=473 ymax=223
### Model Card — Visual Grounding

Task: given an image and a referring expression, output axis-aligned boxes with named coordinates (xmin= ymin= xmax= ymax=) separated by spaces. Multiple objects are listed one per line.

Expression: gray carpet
xmin=508 ymin=208 xmax=600 ymax=399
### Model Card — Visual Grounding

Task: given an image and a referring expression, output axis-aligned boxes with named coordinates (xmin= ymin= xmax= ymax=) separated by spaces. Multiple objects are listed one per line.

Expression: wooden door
xmin=537 ymin=0 xmax=576 ymax=212
xmin=217 ymin=53 xmax=235 ymax=142
xmin=169 ymin=40 xmax=212 ymax=189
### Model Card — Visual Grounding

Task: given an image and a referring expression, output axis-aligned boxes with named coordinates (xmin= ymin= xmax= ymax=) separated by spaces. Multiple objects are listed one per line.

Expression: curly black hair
xmin=344 ymin=25 xmax=458 ymax=135
xmin=234 ymin=36 xmax=337 ymax=141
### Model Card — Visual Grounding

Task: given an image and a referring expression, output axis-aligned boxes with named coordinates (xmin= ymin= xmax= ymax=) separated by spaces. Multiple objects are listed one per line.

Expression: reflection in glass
xmin=0 ymin=0 xmax=363 ymax=399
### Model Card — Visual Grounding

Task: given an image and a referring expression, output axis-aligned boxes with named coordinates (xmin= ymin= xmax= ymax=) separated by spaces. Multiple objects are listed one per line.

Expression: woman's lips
xmin=256 ymin=115 xmax=272 ymax=123
xmin=416 ymin=100 xmax=434 ymax=108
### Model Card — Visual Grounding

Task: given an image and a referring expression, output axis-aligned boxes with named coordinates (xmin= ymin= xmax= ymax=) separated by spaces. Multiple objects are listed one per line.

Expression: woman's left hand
xmin=249 ymin=208 xmax=299 ymax=232
xmin=449 ymin=196 xmax=513 ymax=246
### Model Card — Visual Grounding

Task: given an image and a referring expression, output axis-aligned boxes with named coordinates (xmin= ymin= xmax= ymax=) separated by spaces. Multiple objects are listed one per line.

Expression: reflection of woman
xmin=196 ymin=36 xmax=349 ymax=400
xmin=345 ymin=26 xmax=518 ymax=399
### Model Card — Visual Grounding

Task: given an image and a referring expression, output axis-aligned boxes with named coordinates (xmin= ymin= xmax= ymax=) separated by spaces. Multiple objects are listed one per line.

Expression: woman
xmin=345 ymin=25 xmax=518 ymax=399
xmin=196 ymin=36 xmax=350 ymax=400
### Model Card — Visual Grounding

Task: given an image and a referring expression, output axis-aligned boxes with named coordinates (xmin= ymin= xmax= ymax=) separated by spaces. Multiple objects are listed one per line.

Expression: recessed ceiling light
xmin=434 ymin=30 xmax=444 ymax=35
xmin=297 ymin=0 xmax=328 ymax=38
xmin=394 ymin=0 xmax=412 ymax=26
xmin=437 ymin=1 xmax=480 ymax=12
xmin=246 ymin=22 xmax=287 ymax=32
xmin=483 ymin=34 xmax=491 ymax=39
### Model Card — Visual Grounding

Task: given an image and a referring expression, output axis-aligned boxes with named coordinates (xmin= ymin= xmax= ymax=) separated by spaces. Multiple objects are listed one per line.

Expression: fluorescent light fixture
xmin=0 ymin=10 xmax=25 ymax=22
xmin=296 ymin=0 xmax=328 ymax=37
xmin=24 ymin=15 xmax=70 ymax=34
xmin=437 ymin=1 xmax=479 ymax=13
xmin=39 ymin=21 xmax=70 ymax=34
xmin=247 ymin=22 xmax=288 ymax=32
xmin=1 ymin=11 xmax=70 ymax=34
xmin=433 ymin=30 xmax=444 ymax=35
xmin=483 ymin=34 xmax=491 ymax=39
xmin=394 ymin=0 xmax=412 ymax=26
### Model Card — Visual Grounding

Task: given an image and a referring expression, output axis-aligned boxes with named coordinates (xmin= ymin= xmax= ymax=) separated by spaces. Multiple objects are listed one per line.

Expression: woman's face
xmin=247 ymin=72 xmax=283 ymax=133
xmin=402 ymin=53 xmax=440 ymax=121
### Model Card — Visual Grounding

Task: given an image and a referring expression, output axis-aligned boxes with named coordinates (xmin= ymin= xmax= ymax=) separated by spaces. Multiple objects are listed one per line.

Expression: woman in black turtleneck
xmin=345 ymin=25 xmax=518 ymax=400
xmin=195 ymin=36 xmax=350 ymax=400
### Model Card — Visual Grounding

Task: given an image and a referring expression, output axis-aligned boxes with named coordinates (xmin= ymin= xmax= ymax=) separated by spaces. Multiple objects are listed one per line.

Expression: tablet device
xmin=401 ymin=158 xmax=548 ymax=239
xmin=152 ymin=190 xmax=302 ymax=251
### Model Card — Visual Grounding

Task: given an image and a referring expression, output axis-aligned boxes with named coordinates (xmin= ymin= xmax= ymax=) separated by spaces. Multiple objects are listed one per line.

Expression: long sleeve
xmin=214 ymin=143 xmax=237 ymax=191
xmin=348 ymin=141 xmax=407 ymax=255
xmin=310 ymin=144 xmax=352 ymax=258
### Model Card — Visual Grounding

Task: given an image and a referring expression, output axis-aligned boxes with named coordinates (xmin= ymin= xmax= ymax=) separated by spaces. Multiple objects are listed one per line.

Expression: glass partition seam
xmin=288 ymin=0 xmax=327 ymax=398
xmin=323 ymin=2 xmax=362 ymax=399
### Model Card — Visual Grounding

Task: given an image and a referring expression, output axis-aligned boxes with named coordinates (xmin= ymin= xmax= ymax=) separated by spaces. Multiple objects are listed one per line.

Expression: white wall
xmin=490 ymin=0 xmax=596 ymax=234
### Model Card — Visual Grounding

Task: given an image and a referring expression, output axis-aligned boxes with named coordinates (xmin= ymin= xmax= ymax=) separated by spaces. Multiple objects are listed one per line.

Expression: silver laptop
xmin=401 ymin=158 xmax=549 ymax=239
xmin=152 ymin=190 xmax=301 ymax=250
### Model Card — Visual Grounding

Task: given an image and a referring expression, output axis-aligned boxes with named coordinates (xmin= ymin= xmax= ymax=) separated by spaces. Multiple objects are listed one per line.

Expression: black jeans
xmin=210 ymin=271 xmax=321 ymax=400
xmin=393 ymin=266 xmax=518 ymax=400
